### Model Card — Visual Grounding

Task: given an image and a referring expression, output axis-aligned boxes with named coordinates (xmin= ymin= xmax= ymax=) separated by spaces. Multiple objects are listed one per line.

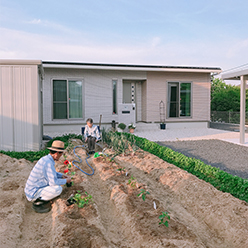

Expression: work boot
xmin=32 ymin=198 xmax=52 ymax=213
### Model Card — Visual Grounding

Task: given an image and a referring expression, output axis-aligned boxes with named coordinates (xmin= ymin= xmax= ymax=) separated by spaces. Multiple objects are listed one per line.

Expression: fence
xmin=211 ymin=111 xmax=248 ymax=124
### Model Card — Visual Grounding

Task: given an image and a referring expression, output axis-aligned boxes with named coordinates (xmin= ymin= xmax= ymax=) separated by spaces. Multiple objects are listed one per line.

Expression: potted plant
xmin=117 ymin=123 xmax=126 ymax=132
xmin=160 ymin=122 xmax=166 ymax=130
xmin=128 ymin=123 xmax=136 ymax=133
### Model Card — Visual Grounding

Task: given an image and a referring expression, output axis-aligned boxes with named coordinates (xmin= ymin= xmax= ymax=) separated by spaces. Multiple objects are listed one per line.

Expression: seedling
xmin=117 ymin=167 xmax=126 ymax=172
xmin=73 ymin=191 xmax=94 ymax=208
xmin=128 ymin=175 xmax=137 ymax=188
xmin=159 ymin=211 xmax=170 ymax=227
xmin=64 ymin=161 xmax=75 ymax=186
xmin=137 ymin=189 xmax=150 ymax=201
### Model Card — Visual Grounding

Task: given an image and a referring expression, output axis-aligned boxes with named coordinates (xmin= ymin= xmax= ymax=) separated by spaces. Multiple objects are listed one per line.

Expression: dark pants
xmin=87 ymin=136 xmax=96 ymax=152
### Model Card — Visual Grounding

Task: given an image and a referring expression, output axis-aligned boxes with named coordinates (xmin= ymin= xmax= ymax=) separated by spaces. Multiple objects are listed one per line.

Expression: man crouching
xmin=25 ymin=140 xmax=71 ymax=213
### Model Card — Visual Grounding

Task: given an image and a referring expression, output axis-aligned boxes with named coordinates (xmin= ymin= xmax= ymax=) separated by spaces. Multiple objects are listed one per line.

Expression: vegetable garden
xmin=0 ymin=131 xmax=248 ymax=247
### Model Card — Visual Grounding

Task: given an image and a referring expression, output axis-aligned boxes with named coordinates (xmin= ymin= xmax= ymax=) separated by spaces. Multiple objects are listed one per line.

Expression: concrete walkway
xmin=134 ymin=128 xmax=248 ymax=147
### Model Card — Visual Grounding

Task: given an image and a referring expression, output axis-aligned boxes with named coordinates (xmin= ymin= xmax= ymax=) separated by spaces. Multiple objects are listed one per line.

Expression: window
xmin=112 ymin=80 xmax=117 ymax=114
xmin=168 ymin=82 xmax=191 ymax=118
xmin=53 ymin=79 xmax=83 ymax=119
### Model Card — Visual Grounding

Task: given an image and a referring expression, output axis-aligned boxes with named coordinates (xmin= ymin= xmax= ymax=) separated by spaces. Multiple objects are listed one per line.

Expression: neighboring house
xmin=42 ymin=61 xmax=221 ymax=136
xmin=0 ymin=59 xmax=221 ymax=151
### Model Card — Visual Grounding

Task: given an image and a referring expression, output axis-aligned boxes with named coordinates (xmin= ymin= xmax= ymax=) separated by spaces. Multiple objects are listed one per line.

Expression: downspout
xmin=38 ymin=64 xmax=45 ymax=149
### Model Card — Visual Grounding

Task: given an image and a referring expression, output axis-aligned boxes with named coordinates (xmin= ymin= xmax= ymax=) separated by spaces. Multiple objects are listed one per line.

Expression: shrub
xmin=117 ymin=123 xmax=126 ymax=130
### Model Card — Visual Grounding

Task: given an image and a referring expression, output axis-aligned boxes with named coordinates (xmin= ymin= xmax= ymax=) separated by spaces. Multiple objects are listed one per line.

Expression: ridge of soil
xmin=1 ymin=139 xmax=248 ymax=247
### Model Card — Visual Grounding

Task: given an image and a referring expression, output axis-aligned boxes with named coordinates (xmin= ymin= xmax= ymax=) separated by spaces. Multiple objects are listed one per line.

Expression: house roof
xmin=42 ymin=61 xmax=221 ymax=73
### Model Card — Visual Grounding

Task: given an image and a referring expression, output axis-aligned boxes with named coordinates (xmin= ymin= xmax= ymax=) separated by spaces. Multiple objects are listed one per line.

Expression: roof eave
xmin=221 ymin=68 xmax=248 ymax=80
xmin=0 ymin=59 xmax=42 ymax=66
xmin=42 ymin=61 xmax=221 ymax=73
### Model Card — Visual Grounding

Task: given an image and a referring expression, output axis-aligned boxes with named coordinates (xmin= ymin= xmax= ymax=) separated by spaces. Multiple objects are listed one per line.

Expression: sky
xmin=0 ymin=0 xmax=248 ymax=72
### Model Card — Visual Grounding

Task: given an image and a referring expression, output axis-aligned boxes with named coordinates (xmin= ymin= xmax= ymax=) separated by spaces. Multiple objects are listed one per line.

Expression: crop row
xmin=121 ymin=132 xmax=248 ymax=203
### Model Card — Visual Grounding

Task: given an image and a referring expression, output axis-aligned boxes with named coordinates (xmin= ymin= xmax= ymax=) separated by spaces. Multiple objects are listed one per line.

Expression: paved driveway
xmin=134 ymin=128 xmax=248 ymax=147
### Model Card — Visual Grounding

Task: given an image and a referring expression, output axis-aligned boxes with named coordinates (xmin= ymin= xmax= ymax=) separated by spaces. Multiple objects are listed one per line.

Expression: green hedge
xmin=123 ymin=133 xmax=248 ymax=203
xmin=0 ymin=134 xmax=82 ymax=162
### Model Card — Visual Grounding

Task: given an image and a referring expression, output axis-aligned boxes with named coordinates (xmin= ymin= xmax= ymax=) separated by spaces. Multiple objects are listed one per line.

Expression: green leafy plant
xmin=128 ymin=123 xmax=136 ymax=130
xmin=102 ymin=131 xmax=139 ymax=160
xmin=118 ymin=123 xmax=126 ymax=130
xmin=137 ymin=189 xmax=150 ymax=201
xmin=117 ymin=167 xmax=126 ymax=172
xmin=128 ymin=175 xmax=137 ymax=188
xmin=159 ymin=211 xmax=170 ymax=227
xmin=73 ymin=191 xmax=93 ymax=208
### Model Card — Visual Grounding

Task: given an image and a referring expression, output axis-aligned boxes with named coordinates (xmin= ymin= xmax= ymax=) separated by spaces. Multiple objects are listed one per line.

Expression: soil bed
xmin=0 ymin=139 xmax=248 ymax=247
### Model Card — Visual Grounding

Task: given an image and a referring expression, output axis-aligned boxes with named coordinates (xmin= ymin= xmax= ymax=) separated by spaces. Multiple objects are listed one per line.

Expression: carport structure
xmin=221 ymin=65 xmax=248 ymax=144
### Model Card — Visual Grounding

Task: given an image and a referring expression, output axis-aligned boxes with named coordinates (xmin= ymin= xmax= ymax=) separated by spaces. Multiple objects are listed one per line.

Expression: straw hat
xmin=48 ymin=140 xmax=65 ymax=152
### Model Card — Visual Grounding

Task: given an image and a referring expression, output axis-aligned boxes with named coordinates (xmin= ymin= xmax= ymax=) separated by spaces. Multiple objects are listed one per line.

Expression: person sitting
xmin=24 ymin=140 xmax=71 ymax=213
xmin=84 ymin=118 xmax=101 ymax=154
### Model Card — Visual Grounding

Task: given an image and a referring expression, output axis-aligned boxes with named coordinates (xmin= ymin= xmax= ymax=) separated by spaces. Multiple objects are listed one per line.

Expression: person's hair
xmin=86 ymin=118 xmax=93 ymax=124
xmin=49 ymin=150 xmax=63 ymax=155
xmin=49 ymin=150 xmax=57 ymax=154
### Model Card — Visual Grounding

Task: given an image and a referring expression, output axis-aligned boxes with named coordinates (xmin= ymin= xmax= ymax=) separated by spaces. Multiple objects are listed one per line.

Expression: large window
xmin=112 ymin=80 xmax=117 ymax=114
xmin=168 ymin=82 xmax=191 ymax=118
xmin=53 ymin=79 xmax=83 ymax=119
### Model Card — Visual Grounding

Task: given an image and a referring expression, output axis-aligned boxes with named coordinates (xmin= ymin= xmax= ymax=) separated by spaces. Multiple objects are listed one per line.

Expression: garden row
xmin=1 ymin=130 xmax=248 ymax=203
xmin=118 ymin=132 xmax=248 ymax=203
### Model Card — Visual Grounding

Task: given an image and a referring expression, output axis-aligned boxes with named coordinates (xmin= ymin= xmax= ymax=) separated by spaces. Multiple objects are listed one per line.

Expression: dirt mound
xmin=0 ymin=140 xmax=248 ymax=247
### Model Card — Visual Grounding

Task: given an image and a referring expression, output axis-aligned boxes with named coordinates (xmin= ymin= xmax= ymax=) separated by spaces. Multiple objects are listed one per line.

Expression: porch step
xmin=135 ymin=123 xmax=160 ymax=131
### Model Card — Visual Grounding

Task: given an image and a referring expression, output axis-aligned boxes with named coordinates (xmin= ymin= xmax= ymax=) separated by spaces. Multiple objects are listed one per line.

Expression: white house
xmin=42 ymin=61 xmax=221 ymax=136
xmin=0 ymin=59 xmax=221 ymax=151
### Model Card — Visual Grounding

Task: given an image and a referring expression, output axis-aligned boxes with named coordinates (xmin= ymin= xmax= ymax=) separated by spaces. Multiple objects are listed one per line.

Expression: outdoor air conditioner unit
xmin=118 ymin=103 xmax=136 ymax=127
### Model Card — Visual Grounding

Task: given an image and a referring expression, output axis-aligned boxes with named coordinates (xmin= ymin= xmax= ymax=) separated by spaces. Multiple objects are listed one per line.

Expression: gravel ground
xmin=157 ymin=139 xmax=248 ymax=180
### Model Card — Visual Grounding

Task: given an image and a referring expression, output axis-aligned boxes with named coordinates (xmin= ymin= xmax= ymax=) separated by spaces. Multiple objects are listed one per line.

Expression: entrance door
xmin=122 ymin=80 xmax=143 ymax=122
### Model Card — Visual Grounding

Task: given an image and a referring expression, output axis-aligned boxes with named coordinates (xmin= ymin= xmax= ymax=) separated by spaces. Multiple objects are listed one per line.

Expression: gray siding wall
xmin=43 ymin=68 xmax=146 ymax=136
xmin=146 ymin=71 xmax=211 ymax=123
xmin=0 ymin=65 xmax=41 ymax=151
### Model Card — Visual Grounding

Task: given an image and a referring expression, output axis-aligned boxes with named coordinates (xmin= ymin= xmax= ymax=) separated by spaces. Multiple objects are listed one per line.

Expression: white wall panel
xmin=0 ymin=63 xmax=41 ymax=151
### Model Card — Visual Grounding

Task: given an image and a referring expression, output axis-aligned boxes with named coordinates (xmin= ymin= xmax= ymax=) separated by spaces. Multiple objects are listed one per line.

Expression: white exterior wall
xmin=43 ymin=68 xmax=146 ymax=136
xmin=0 ymin=61 xmax=42 ymax=151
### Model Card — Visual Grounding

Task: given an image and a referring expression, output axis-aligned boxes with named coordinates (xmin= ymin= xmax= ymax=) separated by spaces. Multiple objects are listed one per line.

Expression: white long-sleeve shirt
xmin=84 ymin=124 xmax=101 ymax=140
xmin=24 ymin=154 xmax=66 ymax=201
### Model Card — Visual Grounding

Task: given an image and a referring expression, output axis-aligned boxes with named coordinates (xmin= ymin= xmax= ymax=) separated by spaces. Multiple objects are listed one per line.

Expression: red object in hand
xmin=64 ymin=160 xmax=69 ymax=165
xmin=64 ymin=168 xmax=69 ymax=173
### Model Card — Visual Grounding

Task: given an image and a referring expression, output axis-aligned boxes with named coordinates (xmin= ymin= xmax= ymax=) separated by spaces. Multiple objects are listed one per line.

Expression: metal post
xmin=240 ymin=75 xmax=245 ymax=144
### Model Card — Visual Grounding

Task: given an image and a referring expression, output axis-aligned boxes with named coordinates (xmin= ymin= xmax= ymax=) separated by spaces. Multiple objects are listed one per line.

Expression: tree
xmin=211 ymin=78 xmax=244 ymax=112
